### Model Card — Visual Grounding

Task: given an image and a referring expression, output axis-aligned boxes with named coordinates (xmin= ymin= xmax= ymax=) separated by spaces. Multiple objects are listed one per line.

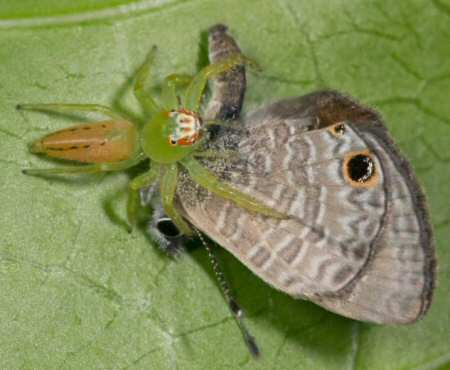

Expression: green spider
xmin=19 ymin=47 xmax=282 ymax=236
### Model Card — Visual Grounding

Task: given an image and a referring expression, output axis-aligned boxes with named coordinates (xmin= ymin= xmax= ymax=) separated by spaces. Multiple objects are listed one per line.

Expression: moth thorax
xmin=168 ymin=109 xmax=202 ymax=146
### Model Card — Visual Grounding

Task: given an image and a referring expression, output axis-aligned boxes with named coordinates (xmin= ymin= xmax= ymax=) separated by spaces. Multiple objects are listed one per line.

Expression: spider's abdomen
xmin=30 ymin=120 xmax=138 ymax=163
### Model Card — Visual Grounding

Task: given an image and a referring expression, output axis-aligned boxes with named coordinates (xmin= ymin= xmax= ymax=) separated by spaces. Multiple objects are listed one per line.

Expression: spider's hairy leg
xmin=23 ymin=154 xmax=144 ymax=176
xmin=160 ymin=73 xmax=192 ymax=110
xmin=127 ymin=163 xmax=161 ymax=231
xmin=133 ymin=46 xmax=161 ymax=116
xmin=160 ymin=163 xmax=193 ymax=236
xmin=183 ymin=54 xmax=257 ymax=112
xmin=16 ymin=103 xmax=123 ymax=120
xmin=180 ymin=157 xmax=285 ymax=218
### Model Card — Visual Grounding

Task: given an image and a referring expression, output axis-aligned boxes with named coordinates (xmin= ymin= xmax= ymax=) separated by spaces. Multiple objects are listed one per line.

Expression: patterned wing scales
xmin=180 ymin=91 xmax=435 ymax=324
xmin=183 ymin=120 xmax=385 ymax=297
xmin=313 ymin=120 xmax=435 ymax=324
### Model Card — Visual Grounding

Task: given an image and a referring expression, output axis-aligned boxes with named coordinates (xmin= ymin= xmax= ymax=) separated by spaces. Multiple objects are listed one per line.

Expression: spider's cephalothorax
xmin=20 ymin=39 xmax=283 ymax=238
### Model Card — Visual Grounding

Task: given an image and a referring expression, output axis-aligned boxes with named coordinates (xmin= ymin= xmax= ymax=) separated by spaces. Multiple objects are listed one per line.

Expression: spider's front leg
xmin=133 ymin=46 xmax=160 ymax=115
xmin=23 ymin=156 xmax=143 ymax=176
xmin=183 ymin=53 xmax=256 ymax=112
xmin=16 ymin=103 xmax=124 ymax=120
xmin=160 ymin=73 xmax=192 ymax=110
xmin=159 ymin=164 xmax=193 ymax=236
xmin=127 ymin=164 xmax=161 ymax=231
xmin=181 ymin=157 xmax=284 ymax=219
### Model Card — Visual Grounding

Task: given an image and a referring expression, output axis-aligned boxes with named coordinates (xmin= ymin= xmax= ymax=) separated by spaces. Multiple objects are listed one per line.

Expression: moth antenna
xmin=193 ymin=227 xmax=260 ymax=359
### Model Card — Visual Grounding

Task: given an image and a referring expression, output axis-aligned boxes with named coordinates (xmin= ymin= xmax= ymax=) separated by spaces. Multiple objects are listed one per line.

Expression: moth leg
xmin=127 ymin=164 xmax=161 ymax=231
xmin=160 ymin=73 xmax=193 ymax=110
xmin=23 ymin=155 xmax=143 ymax=176
xmin=181 ymin=157 xmax=284 ymax=218
xmin=133 ymin=46 xmax=161 ymax=116
xmin=16 ymin=103 xmax=123 ymax=120
xmin=160 ymin=164 xmax=193 ymax=236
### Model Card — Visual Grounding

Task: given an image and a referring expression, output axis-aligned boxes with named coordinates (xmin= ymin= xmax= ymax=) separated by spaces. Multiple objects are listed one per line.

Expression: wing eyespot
xmin=343 ymin=150 xmax=379 ymax=188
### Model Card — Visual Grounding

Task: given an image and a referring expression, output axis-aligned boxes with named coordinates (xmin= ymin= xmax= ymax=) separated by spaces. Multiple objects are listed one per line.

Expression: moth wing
xmin=181 ymin=91 xmax=435 ymax=324
xmin=182 ymin=121 xmax=384 ymax=301
xmin=314 ymin=115 xmax=435 ymax=324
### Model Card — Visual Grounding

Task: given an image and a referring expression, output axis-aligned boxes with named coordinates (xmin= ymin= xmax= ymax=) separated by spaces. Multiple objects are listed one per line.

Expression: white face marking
xmin=168 ymin=110 xmax=201 ymax=146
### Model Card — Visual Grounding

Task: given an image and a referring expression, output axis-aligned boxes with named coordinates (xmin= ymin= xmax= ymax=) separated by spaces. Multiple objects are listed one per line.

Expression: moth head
xmin=156 ymin=217 xmax=183 ymax=239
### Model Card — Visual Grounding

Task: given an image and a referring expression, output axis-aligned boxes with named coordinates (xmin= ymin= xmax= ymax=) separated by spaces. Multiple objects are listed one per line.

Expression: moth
xmin=144 ymin=25 xmax=436 ymax=326
xmin=20 ymin=24 xmax=436 ymax=356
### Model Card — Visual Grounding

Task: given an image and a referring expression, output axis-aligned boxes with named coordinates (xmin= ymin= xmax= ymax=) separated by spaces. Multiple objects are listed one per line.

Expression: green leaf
xmin=0 ymin=0 xmax=449 ymax=369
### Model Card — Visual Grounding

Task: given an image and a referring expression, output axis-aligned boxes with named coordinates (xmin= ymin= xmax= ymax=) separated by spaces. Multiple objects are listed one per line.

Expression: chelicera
xmin=19 ymin=47 xmax=282 ymax=236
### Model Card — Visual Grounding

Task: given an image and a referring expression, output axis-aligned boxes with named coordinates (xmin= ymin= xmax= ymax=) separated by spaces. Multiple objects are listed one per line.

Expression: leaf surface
xmin=0 ymin=0 xmax=449 ymax=369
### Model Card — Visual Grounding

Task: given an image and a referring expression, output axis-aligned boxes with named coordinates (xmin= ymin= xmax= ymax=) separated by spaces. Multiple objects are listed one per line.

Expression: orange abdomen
xmin=31 ymin=120 xmax=138 ymax=163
